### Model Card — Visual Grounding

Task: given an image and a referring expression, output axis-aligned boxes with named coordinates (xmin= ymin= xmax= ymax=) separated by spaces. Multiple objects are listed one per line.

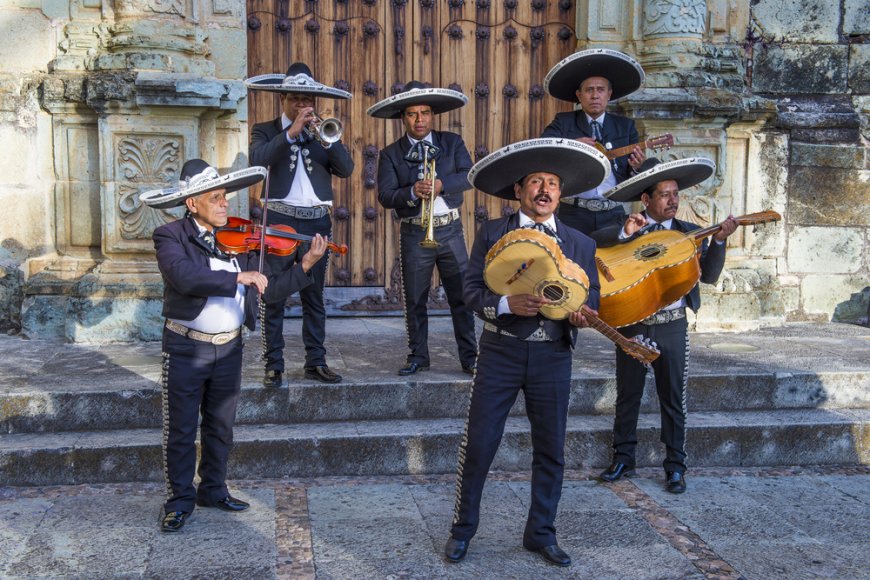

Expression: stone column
xmin=19 ymin=0 xmax=249 ymax=341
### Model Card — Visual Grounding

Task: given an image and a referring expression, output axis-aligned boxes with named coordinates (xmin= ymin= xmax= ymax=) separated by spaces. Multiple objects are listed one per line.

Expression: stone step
xmin=3 ymin=370 xmax=868 ymax=435
xmin=2 ymin=408 xmax=867 ymax=486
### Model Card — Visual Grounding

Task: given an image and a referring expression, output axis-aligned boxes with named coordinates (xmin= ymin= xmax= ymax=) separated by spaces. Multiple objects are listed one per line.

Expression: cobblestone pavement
xmin=2 ymin=465 xmax=869 ymax=579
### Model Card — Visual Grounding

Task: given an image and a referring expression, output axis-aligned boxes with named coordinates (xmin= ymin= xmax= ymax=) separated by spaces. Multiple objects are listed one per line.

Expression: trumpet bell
xmin=317 ymin=117 xmax=342 ymax=144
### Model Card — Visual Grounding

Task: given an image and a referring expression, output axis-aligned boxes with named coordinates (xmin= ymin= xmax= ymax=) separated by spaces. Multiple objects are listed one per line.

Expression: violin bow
xmin=257 ymin=166 xmax=271 ymax=275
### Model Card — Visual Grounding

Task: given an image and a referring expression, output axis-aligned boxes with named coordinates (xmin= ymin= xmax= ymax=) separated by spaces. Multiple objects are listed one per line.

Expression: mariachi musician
xmin=368 ymin=81 xmax=477 ymax=376
xmin=541 ymin=49 xmax=646 ymax=235
xmin=246 ymin=62 xmax=355 ymax=386
xmin=140 ymin=159 xmax=326 ymax=532
xmin=445 ymin=138 xmax=607 ymax=568
xmin=591 ymin=157 xmax=737 ymax=494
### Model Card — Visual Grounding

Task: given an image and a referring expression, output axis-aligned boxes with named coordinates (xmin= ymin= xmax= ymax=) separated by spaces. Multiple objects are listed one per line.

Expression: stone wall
xmin=0 ymin=0 xmax=249 ymax=340
xmin=748 ymin=0 xmax=869 ymax=324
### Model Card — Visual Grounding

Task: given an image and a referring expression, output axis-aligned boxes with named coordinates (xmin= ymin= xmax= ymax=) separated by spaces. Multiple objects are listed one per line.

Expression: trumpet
xmin=304 ymin=113 xmax=343 ymax=146
xmin=419 ymin=146 xmax=439 ymax=249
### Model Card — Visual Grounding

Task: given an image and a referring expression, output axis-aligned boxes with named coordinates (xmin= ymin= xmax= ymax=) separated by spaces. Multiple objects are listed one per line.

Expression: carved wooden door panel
xmin=246 ymin=0 xmax=576 ymax=310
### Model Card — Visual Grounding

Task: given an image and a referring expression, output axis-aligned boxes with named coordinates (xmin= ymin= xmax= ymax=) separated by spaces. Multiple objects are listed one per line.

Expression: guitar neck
xmin=604 ymin=139 xmax=656 ymax=160
xmin=580 ymin=305 xmax=636 ymax=351
xmin=690 ymin=210 xmax=782 ymax=242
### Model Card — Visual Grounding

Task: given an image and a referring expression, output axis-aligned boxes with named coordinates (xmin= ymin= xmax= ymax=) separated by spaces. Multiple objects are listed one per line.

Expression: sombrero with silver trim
xmin=468 ymin=138 xmax=611 ymax=200
xmin=244 ymin=62 xmax=352 ymax=99
xmin=544 ymin=49 xmax=645 ymax=102
xmin=603 ymin=157 xmax=716 ymax=203
xmin=139 ymin=159 xmax=267 ymax=209
xmin=367 ymin=80 xmax=467 ymax=119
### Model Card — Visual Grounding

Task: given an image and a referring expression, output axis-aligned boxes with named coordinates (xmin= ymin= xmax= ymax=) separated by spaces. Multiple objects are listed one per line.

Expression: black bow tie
xmin=526 ymin=222 xmax=562 ymax=244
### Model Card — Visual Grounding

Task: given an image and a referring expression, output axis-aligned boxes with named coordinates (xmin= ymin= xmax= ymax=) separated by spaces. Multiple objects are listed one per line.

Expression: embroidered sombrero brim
xmin=468 ymin=138 xmax=611 ymax=200
xmin=544 ymin=49 xmax=644 ymax=102
xmin=604 ymin=157 xmax=715 ymax=202
xmin=244 ymin=73 xmax=352 ymax=99
xmin=367 ymin=88 xmax=467 ymax=119
xmin=140 ymin=166 xmax=268 ymax=209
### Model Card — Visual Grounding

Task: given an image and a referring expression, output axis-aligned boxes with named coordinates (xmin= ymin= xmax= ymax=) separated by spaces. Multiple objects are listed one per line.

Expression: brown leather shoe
xmin=304 ymin=365 xmax=342 ymax=383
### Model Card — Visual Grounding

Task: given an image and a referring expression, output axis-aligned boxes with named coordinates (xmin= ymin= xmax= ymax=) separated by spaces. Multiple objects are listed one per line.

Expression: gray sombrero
xmin=367 ymin=80 xmax=467 ymax=119
xmin=468 ymin=138 xmax=611 ymax=200
xmin=139 ymin=159 xmax=267 ymax=209
xmin=544 ymin=49 xmax=645 ymax=102
xmin=603 ymin=157 xmax=716 ymax=203
xmin=244 ymin=62 xmax=352 ymax=99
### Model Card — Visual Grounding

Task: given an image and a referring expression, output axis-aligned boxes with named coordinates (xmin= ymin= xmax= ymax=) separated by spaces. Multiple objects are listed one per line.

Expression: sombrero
xmin=603 ymin=157 xmax=716 ymax=203
xmin=139 ymin=159 xmax=267 ymax=209
xmin=468 ymin=138 xmax=611 ymax=200
xmin=544 ymin=49 xmax=644 ymax=102
xmin=367 ymin=80 xmax=467 ymax=119
xmin=244 ymin=62 xmax=352 ymax=99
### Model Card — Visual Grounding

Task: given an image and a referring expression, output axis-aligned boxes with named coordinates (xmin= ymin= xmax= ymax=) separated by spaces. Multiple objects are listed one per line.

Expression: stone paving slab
xmin=1 ymin=467 xmax=868 ymax=579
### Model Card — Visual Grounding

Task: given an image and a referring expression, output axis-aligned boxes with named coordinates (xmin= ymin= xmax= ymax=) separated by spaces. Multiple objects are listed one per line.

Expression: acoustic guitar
xmin=484 ymin=228 xmax=660 ymax=364
xmin=594 ymin=134 xmax=674 ymax=160
xmin=594 ymin=210 xmax=782 ymax=328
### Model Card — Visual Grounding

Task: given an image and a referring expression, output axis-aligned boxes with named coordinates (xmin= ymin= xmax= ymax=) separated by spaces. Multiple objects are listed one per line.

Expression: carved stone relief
xmin=116 ymin=135 xmax=182 ymax=240
xmin=642 ymin=0 xmax=706 ymax=39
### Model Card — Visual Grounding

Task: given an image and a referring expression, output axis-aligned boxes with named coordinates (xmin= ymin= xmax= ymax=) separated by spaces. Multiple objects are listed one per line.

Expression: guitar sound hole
xmin=636 ymin=244 xmax=663 ymax=260
xmin=542 ymin=285 xmax=564 ymax=302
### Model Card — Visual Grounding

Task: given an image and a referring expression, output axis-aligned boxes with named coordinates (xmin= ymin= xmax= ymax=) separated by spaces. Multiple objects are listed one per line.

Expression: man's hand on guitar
xmin=622 ymin=213 xmax=648 ymax=237
xmin=508 ymin=294 xmax=550 ymax=317
xmin=569 ymin=307 xmax=597 ymax=328
xmin=714 ymin=215 xmax=738 ymax=242
xmin=628 ymin=145 xmax=645 ymax=172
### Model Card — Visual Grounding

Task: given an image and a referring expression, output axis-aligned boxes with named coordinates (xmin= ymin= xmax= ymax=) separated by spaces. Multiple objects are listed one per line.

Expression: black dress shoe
xmin=461 ymin=364 xmax=476 ymax=375
xmin=599 ymin=462 xmax=636 ymax=482
xmin=263 ymin=370 xmax=283 ymax=388
xmin=160 ymin=510 xmax=190 ymax=533
xmin=666 ymin=471 xmax=687 ymax=494
xmin=398 ymin=362 xmax=430 ymax=376
xmin=444 ymin=537 xmax=469 ymax=562
xmin=304 ymin=365 xmax=342 ymax=383
xmin=196 ymin=496 xmax=250 ymax=512
xmin=531 ymin=544 xmax=571 ymax=567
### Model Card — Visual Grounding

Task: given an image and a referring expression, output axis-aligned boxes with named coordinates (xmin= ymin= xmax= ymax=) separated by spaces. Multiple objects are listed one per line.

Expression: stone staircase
xmin=1 ymin=321 xmax=869 ymax=486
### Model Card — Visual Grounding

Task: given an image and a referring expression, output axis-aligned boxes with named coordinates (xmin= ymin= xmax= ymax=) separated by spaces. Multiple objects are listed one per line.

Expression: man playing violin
xmin=590 ymin=157 xmax=737 ymax=494
xmin=368 ymin=81 xmax=477 ymax=376
xmin=140 ymin=159 xmax=326 ymax=532
xmin=541 ymin=49 xmax=647 ymax=235
xmin=246 ymin=62 xmax=355 ymax=386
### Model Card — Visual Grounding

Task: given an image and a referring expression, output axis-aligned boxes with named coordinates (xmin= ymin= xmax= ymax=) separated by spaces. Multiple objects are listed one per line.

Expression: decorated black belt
xmin=266 ymin=202 xmax=330 ymax=219
xmin=561 ymin=198 xmax=622 ymax=211
xmin=165 ymin=320 xmax=241 ymax=345
xmin=402 ymin=208 xmax=460 ymax=228
xmin=640 ymin=307 xmax=686 ymax=326
xmin=482 ymin=321 xmax=554 ymax=342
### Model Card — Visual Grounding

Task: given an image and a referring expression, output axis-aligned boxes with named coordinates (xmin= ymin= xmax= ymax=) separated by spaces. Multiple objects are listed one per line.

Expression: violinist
xmin=246 ymin=62 xmax=355 ymax=386
xmin=140 ymin=159 xmax=326 ymax=533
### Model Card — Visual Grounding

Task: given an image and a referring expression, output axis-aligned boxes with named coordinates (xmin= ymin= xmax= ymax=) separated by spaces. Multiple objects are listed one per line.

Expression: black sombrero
xmin=544 ymin=49 xmax=644 ymax=102
xmin=603 ymin=157 xmax=716 ymax=203
xmin=468 ymin=138 xmax=611 ymax=200
xmin=366 ymin=80 xmax=467 ymax=119
xmin=244 ymin=62 xmax=352 ymax=99
xmin=139 ymin=159 xmax=267 ymax=209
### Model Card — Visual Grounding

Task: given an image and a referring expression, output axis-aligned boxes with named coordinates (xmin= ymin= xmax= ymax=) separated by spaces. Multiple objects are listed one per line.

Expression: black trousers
xmin=399 ymin=220 xmax=476 ymax=368
xmin=263 ymin=212 xmax=331 ymax=370
xmin=556 ymin=204 xmax=625 ymax=237
xmin=612 ymin=317 xmax=689 ymax=473
xmin=161 ymin=329 xmax=243 ymax=513
xmin=451 ymin=331 xmax=572 ymax=549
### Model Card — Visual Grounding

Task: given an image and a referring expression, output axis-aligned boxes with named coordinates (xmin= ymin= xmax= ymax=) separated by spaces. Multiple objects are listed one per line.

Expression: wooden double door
xmin=246 ymin=0 xmax=576 ymax=308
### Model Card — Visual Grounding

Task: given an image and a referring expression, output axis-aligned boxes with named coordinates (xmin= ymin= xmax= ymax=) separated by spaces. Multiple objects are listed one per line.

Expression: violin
xmin=214 ymin=217 xmax=348 ymax=256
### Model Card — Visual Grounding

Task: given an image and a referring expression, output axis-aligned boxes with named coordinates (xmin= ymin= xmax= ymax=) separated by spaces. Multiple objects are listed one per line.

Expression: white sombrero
xmin=544 ymin=49 xmax=645 ymax=102
xmin=468 ymin=138 xmax=611 ymax=200
xmin=245 ymin=62 xmax=352 ymax=99
xmin=367 ymin=80 xmax=467 ymax=119
xmin=603 ymin=157 xmax=716 ymax=202
xmin=139 ymin=159 xmax=267 ymax=209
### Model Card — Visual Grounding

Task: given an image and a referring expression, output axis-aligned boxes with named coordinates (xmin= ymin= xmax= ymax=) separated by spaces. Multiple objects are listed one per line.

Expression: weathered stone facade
xmin=0 ymin=0 xmax=866 ymax=340
xmin=0 ymin=0 xmax=249 ymax=340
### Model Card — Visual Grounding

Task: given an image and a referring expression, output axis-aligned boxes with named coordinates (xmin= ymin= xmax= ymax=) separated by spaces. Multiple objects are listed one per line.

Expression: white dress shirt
xmin=408 ymin=133 xmax=450 ymax=216
xmin=275 ymin=113 xmax=332 ymax=208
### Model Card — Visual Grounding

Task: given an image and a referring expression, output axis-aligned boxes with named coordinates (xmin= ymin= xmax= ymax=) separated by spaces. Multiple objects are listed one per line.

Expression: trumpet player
xmin=247 ymin=62 xmax=355 ymax=386
xmin=369 ymin=81 xmax=477 ymax=376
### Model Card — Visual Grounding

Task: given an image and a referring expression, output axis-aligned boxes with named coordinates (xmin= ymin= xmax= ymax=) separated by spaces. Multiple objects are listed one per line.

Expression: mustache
xmin=533 ymin=193 xmax=552 ymax=202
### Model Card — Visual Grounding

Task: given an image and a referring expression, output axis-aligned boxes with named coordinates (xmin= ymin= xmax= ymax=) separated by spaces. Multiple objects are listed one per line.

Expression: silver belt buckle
xmin=211 ymin=332 xmax=234 ymax=345
xmin=586 ymin=199 xmax=605 ymax=212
